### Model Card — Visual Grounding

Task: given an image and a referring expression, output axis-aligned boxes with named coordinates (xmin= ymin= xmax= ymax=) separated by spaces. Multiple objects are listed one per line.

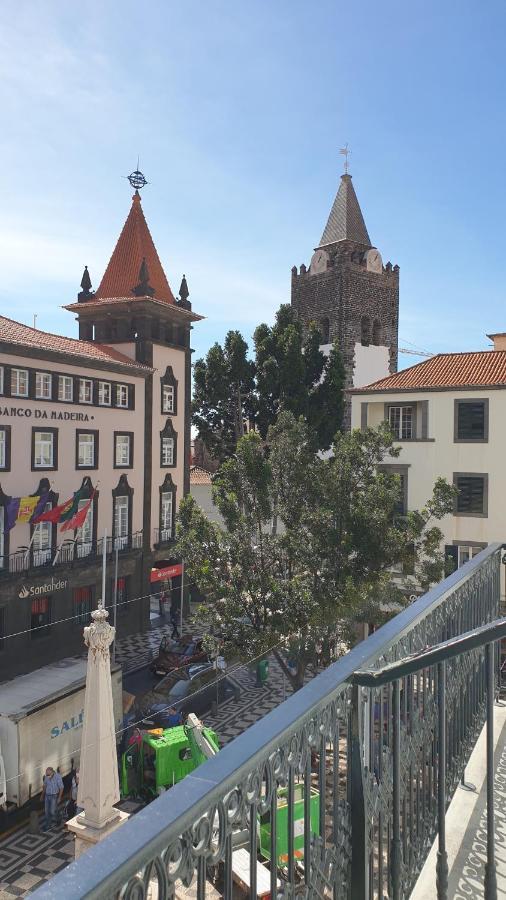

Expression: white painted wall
xmin=352 ymin=343 xmax=390 ymax=388
xmin=190 ymin=483 xmax=223 ymax=525
xmin=351 ymin=387 xmax=506 ymax=551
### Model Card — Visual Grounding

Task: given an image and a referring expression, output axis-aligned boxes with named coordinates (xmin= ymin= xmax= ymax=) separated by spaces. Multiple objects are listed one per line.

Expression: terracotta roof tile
xmin=94 ymin=192 xmax=176 ymax=304
xmin=0 ymin=315 xmax=151 ymax=372
xmin=356 ymin=350 xmax=506 ymax=392
xmin=190 ymin=465 xmax=213 ymax=485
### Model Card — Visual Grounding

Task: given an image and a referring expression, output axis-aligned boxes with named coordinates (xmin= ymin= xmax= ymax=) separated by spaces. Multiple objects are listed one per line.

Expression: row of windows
xmin=387 ymin=400 xmax=489 ymax=443
xmin=0 ymin=426 xmax=177 ymax=471
xmin=2 ymin=366 xmax=134 ymax=409
xmin=384 ymin=465 xmax=489 ymax=518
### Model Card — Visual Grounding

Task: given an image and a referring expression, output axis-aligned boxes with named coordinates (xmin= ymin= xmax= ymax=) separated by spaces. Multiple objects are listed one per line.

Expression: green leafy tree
xmin=177 ymin=413 xmax=455 ymax=689
xmin=254 ymin=304 xmax=343 ymax=448
xmin=192 ymin=331 xmax=255 ymax=464
xmin=193 ymin=304 xmax=345 ymax=462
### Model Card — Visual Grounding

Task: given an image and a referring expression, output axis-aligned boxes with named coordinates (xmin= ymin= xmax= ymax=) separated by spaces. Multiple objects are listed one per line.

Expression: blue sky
xmin=1 ymin=0 xmax=505 ymax=365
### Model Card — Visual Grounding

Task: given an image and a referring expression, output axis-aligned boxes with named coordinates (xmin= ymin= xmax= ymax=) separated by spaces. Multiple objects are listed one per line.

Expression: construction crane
xmin=398 ymin=347 xmax=434 ymax=358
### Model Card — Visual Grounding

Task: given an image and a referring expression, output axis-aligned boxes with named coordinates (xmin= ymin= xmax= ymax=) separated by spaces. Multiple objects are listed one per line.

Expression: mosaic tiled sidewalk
xmin=0 ymin=822 xmax=74 ymax=897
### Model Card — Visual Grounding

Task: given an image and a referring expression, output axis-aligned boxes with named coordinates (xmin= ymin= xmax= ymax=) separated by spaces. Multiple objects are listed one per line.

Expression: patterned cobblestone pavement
xmin=0 ymin=621 xmax=299 ymax=896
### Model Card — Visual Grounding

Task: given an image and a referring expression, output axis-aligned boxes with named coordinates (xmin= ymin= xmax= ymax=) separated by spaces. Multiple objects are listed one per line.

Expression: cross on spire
xmin=340 ymin=143 xmax=351 ymax=174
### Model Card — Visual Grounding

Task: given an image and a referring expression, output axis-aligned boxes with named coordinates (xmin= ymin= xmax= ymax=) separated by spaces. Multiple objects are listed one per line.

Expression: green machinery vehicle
xmin=259 ymin=783 xmax=320 ymax=866
xmin=121 ymin=714 xmax=220 ymax=800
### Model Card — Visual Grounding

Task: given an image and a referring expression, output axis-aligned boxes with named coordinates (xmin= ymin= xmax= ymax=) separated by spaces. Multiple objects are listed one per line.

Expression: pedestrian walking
xmin=41 ymin=766 xmax=64 ymax=830
xmin=67 ymin=768 xmax=80 ymax=819
xmin=170 ymin=604 xmax=180 ymax=639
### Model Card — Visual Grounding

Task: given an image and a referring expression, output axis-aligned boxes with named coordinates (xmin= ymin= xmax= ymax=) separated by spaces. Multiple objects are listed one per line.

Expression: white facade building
xmin=351 ymin=334 xmax=506 ymax=570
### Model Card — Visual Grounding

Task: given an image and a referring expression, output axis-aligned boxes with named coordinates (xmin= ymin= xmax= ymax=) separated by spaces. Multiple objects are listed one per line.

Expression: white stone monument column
xmin=67 ymin=604 xmax=129 ymax=859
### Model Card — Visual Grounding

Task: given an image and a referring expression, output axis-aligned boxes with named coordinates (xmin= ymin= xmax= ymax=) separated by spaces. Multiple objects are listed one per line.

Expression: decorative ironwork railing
xmin=32 ymin=543 xmax=503 ymax=900
xmin=153 ymin=526 xmax=174 ymax=545
xmin=0 ymin=531 xmax=144 ymax=576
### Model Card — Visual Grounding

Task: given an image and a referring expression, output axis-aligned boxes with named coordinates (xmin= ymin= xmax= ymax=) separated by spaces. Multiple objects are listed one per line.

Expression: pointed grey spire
xmin=319 ymin=174 xmax=371 ymax=247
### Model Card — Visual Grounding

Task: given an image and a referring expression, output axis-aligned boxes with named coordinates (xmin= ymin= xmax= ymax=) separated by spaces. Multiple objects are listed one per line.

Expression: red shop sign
xmin=150 ymin=563 xmax=183 ymax=583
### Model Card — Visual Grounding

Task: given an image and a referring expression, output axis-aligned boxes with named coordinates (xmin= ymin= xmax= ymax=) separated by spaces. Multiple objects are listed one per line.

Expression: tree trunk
xmin=273 ymin=649 xmax=306 ymax=692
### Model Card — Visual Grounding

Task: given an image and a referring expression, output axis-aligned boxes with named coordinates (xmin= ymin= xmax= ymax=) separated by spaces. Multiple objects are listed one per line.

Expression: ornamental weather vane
xmin=340 ymin=143 xmax=351 ymax=174
xmin=126 ymin=158 xmax=148 ymax=191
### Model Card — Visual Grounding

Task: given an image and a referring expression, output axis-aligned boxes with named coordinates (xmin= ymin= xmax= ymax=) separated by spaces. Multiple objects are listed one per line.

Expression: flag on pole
xmin=30 ymin=493 xmax=50 ymax=523
xmin=17 ymin=496 xmax=40 ymax=523
xmin=59 ymin=487 xmax=86 ymax=524
xmin=5 ymin=497 xmax=20 ymax=530
xmin=60 ymin=491 xmax=95 ymax=533
xmin=32 ymin=494 xmax=75 ymax=525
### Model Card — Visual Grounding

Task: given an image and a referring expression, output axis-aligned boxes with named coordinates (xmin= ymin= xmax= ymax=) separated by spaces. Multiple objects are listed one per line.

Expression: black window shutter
xmin=445 ymin=545 xmax=458 ymax=574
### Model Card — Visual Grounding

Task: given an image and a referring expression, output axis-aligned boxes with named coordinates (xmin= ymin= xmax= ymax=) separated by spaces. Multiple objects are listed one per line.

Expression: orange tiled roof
xmin=190 ymin=465 xmax=213 ymax=485
xmin=355 ymin=350 xmax=506 ymax=392
xmin=95 ymin=192 xmax=176 ymax=304
xmin=0 ymin=315 xmax=151 ymax=372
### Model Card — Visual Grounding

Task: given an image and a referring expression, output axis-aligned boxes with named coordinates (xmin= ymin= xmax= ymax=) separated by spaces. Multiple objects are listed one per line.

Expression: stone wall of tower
xmin=291 ymin=241 xmax=399 ymax=427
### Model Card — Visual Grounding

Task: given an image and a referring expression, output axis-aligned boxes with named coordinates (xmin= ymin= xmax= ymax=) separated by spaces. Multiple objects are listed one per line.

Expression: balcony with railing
xmin=0 ymin=530 xmax=144 ymax=576
xmin=153 ymin=526 xmax=175 ymax=547
xmin=33 ymin=543 xmax=505 ymax=900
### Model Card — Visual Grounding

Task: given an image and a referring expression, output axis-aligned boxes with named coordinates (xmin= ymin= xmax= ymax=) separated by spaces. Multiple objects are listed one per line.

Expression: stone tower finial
xmin=78 ymin=266 xmax=93 ymax=302
xmin=132 ymin=256 xmax=155 ymax=297
xmin=179 ymin=274 xmax=189 ymax=302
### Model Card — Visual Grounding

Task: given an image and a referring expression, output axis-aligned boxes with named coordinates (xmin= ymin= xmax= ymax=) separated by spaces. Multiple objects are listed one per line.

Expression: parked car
xmin=139 ymin=662 xmax=241 ymax=725
xmin=150 ymin=635 xmax=208 ymax=677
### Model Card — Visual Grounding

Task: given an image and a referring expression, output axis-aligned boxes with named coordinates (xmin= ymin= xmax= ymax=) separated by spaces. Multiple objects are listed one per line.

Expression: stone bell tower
xmin=291 ymin=169 xmax=399 ymax=426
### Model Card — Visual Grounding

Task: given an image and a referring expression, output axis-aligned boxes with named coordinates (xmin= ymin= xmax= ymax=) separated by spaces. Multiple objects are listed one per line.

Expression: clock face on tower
xmin=310 ymin=248 xmax=329 ymax=275
xmin=365 ymin=248 xmax=383 ymax=273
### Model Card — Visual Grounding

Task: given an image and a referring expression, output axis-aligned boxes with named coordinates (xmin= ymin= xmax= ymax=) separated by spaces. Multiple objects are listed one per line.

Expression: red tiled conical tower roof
xmin=95 ymin=191 xmax=176 ymax=303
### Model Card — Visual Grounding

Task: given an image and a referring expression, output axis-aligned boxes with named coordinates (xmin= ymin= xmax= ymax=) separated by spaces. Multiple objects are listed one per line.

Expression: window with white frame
xmin=79 ymin=378 xmax=93 ymax=404
xmin=32 ymin=503 xmax=52 ymax=566
xmin=77 ymin=432 xmax=96 ymax=468
xmin=116 ymin=384 xmax=129 ymax=408
xmin=58 ymin=375 xmax=73 ymax=402
xmin=115 ymin=434 xmax=131 ymax=467
xmin=114 ymin=495 xmax=129 ymax=549
xmin=388 ymin=406 xmax=414 ymax=440
xmin=0 ymin=429 xmax=7 ymax=469
xmin=33 ymin=431 xmax=55 ymax=468
xmin=160 ymin=492 xmax=173 ymax=540
xmin=76 ymin=498 xmax=93 ymax=558
xmin=11 ymin=368 xmax=28 ymax=397
xmin=161 ymin=436 xmax=174 ymax=466
xmin=35 ymin=372 xmax=52 ymax=400
xmin=457 ymin=544 xmax=484 ymax=567
xmin=162 ymin=384 xmax=175 ymax=413
xmin=98 ymin=381 xmax=111 ymax=406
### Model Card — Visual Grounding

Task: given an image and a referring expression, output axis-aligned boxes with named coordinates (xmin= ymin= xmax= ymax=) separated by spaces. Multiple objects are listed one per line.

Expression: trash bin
xmin=256 ymin=659 xmax=269 ymax=685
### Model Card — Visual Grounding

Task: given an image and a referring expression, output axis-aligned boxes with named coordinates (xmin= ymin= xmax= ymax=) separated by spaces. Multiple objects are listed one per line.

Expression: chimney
xmin=487 ymin=333 xmax=506 ymax=351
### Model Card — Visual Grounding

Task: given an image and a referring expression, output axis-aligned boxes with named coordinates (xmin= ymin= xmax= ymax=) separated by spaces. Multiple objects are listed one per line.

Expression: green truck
xmin=121 ymin=714 xmax=220 ymax=800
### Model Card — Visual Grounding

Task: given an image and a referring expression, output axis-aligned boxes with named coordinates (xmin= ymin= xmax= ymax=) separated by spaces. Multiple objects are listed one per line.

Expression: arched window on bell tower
xmin=361 ymin=316 xmax=371 ymax=347
xmin=320 ymin=317 xmax=330 ymax=344
xmin=372 ymin=320 xmax=382 ymax=346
